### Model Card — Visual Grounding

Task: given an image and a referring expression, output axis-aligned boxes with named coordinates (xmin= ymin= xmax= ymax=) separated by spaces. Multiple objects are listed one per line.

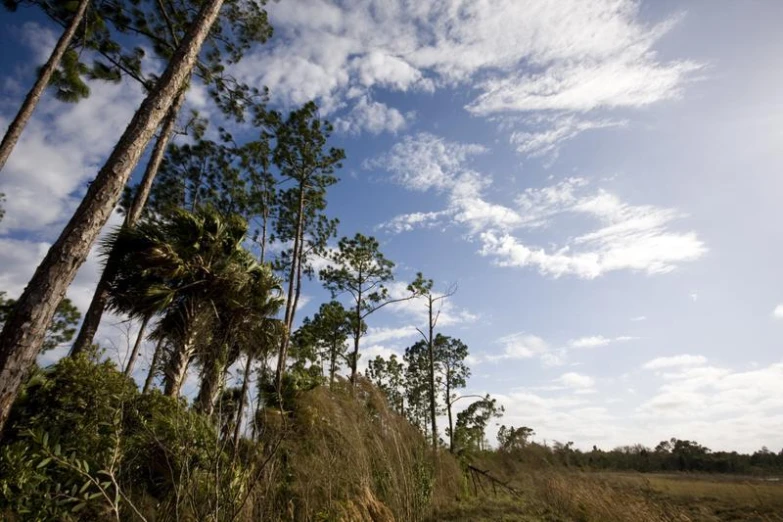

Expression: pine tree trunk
xmin=70 ymin=88 xmax=188 ymax=357
xmin=350 ymin=288 xmax=362 ymax=385
xmin=447 ymin=381 xmax=454 ymax=453
xmin=428 ymin=297 xmax=437 ymax=449
xmin=142 ymin=337 xmax=165 ymax=394
xmin=275 ymin=183 xmax=305 ymax=390
xmin=329 ymin=341 xmax=337 ymax=388
xmin=0 ymin=0 xmax=91 ymax=173
xmin=233 ymin=353 xmax=254 ymax=449
xmin=0 ymin=0 xmax=225 ymax=431
xmin=123 ymin=315 xmax=150 ymax=376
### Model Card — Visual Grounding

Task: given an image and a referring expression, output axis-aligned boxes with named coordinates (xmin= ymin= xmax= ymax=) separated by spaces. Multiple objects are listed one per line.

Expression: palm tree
xmin=105 ymin=207 xmax=253 ymax=398
xmin=233 ymin=316 xmax=285 ymax=448
xmin=194 ymin=261 xmax=283 ymax=417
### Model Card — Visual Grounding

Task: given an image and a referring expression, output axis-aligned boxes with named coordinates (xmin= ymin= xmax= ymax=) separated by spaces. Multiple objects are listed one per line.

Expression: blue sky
xmin=1 ymin=0 xmax=782 ymax=452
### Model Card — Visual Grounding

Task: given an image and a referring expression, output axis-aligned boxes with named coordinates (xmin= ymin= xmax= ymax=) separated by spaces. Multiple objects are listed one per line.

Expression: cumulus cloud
xmin=642 ymin=354 xmax=708 ymax=370
xmin=556 ymin=372 xmax=596 ymax=390
xmin=335 ymin=96 xmax=411 ymax=135
xmin=490 ymin=332 xmax=549 ymax=360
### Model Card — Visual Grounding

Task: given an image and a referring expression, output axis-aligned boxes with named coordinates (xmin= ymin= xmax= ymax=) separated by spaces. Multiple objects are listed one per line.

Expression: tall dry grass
xmin=251 ymin=377 xmax=463 ymax=521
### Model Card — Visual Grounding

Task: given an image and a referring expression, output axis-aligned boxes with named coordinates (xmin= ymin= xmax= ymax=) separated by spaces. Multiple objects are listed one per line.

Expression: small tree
xmin=434 ymin=335 xmax=470 ymax=452
xmin=452 ymin=395 xmax=503 ymax=454
xmin=299 ymin=301 xmax=355 ymax=387
xmin=320 ymin=233 xmax=421 ymax=385
xmin=366 ymin=354 xmax=405 ymax=414
xmin=497 ymin=425 xmax=535 ymax=452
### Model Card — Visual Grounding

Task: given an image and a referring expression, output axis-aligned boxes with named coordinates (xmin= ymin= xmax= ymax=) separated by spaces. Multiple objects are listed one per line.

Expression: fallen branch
xmin=466 ymin=463 xmax=522 ymax=497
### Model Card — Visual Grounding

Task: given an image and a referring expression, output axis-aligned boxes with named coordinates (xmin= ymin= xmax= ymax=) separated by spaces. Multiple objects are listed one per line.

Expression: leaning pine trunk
xmin=70 ymin=87 xmax=188 ymax=357
xmin=0 ymin=0 xmax=226 ymax=431
xmin=0 ymin=0 xmax=91 ymax=173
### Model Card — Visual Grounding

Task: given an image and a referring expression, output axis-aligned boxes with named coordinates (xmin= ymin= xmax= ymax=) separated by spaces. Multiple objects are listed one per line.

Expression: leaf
xmin=36 ymin=457 xmax=51 ymax=469
xmin=42 ymin=432 xmax=49 ymax=447
xmin=72 ymin=502 xmax=86 ymax=513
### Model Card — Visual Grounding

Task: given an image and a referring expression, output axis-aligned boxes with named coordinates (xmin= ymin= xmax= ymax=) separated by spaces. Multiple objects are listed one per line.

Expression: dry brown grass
xmin=252 ymin=377 xmax=463 ymax=521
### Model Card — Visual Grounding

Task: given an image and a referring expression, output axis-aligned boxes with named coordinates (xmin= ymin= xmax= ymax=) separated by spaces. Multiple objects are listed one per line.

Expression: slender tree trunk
xmin=275 ymin=184 xmax=305 ymax=390
xmin=233 ymin=353 xmax=253 ymax=449
xmin=329 ymin=341 xmax=337 ymax=388
xmin=70 ymin=88 xmax=188 ymax=357
xmin=142 ymin=337 xmax=165 ymax=393
xmin=0 ymin=0 xmax=91 ymax=173
xmin=427 ymin=296 xmax=438 ymax=449
xmin=123 ymin=315 xmax=150 ymax=376
xmin=350 ymin=287 xmax=362 ymax=385
xmin=0 ymin=0 xmax=225 ymax=431
xmin=447 ymin=381 xmax=454 ymax=453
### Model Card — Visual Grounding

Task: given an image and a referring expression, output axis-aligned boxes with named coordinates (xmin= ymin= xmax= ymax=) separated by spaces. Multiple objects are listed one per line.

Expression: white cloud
xmin=335 ymin=96 xmax=411 ymax=135
xmin=631 ymin=315 xmax=647 ymax=321
xmin=490 ymin=332 xmax=549 ymax=360
xmin=556 ymin=372 xmax=595 ymax=390
xmin=363 ymin=325 xmax=419 ymax=346
xmin=772 ymin=305 xmax=783 ymax=319
xmin=479 ymin=182 xmax=707 ymax=278
xmin=231 ymin=0 xmax=699 ymax=139
xmin=569 ymin=335 xmax=636 ymax=349
xmin=690 ymin=292 xmax=699 ymax=302
xmin=642 ymin=354 xmax=708 ymax=370
xmin=569 ymin=336 xmax=612 ymax=349
xmin=374 ymin=137 xmax=705 ymax=279
xmin=365 ymin=132 xmax=487 ymax=193
xmin=510 ymin=115 xmax=627 ymax=159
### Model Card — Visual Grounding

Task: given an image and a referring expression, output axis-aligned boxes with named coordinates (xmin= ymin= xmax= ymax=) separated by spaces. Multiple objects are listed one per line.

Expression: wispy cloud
xmin=374 ymin=136 xmax=706 ymax=279
xmin=643 ymin=354 xmax=708 ymax=370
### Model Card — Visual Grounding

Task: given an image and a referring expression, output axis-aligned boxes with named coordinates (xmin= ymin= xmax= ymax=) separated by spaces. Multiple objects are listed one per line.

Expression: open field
xmin=430 ymin=471 xmax=783 ymax=522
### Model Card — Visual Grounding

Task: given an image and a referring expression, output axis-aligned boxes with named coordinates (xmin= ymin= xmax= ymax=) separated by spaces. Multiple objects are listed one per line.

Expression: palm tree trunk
xmin=123 ymin=315 xmax=150 ymax=376
xmin=233 ymin=354 xmax=253 ymax=448
xmin=0 ymin=0 xmax=225 ymax=431
xmin=70 ymin=88 xmax=188 ymax=357
xmin=142 ymin=337 xmax=164 ymax=393
xmin=163 ymin=329 xmax=198 ymax=398
xmin=195 ymin=354 xmax=224 ymax=416
xmin=0 ymin=0 xmax=91 ymax=173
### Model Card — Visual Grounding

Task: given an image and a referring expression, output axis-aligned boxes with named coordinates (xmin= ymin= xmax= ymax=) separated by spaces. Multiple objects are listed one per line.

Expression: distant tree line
xmin=496 ymin=428 xmax=783 ymax=475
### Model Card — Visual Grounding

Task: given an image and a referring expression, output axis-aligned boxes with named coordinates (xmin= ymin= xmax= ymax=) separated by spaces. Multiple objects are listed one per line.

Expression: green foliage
xmin=0 ymin=355 xmax=257 ymax=521
xmin=0 ymin=293 xmax=81 ymax=352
